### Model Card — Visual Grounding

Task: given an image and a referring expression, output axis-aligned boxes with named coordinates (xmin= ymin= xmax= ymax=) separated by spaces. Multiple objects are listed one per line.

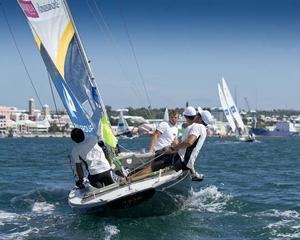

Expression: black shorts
xmin=88 ymin=170 xmax=114 ymax=188
xmin=151 ymin=152 xmax=189 ymax=172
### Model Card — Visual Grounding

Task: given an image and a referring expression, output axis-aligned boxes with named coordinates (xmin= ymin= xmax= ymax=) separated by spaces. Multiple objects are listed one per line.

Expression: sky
xmin=0 ymin=0 xmax=300 ymax=111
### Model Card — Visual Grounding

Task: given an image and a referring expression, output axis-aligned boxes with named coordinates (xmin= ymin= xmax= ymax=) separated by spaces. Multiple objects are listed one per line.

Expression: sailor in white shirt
xmin=130 ymin=107 xmax=213 ymax=182
xmin=70 ymin=128 xmax=114 ymax=188
xmin=149 ymin=106 xmax=212 ymax=180
xmin=171 ymin=107 xmax=212 ymax=179
xmin=149 ymin=110 xmax=179 ymax=153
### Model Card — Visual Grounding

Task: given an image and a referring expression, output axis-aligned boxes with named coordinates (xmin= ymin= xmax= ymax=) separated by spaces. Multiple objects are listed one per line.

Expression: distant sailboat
xmin=18 ymin=0 xmax=189 ymax=213
xmin=115 ymin=109 xmax=135 ymax=138
xmin=218 ymin=83 xmax=236 ymax=134
xmin=163 ymin=108 xmax=169 ymax=122
xmin=218 ymin=78 xmax=255 ymax=142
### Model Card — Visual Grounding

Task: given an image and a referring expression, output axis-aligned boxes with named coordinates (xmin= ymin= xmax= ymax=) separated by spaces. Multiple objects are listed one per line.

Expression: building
xmin=211 ymin=107 xmax=226 ymax=122
xmin=42 ymin=104 xmax=50 ymax=116
xmin=29 ymin=98 xmax=35 ymax=116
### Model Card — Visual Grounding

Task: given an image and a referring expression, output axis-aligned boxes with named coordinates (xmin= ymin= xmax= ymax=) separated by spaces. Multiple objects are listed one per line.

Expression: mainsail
xmin=221 ymin=78 xmax=246 ymax=133
xmin=17 ymin=0 xmax=117 ymax=147
xmin=218 ymin=83 xmax=236 ymax=132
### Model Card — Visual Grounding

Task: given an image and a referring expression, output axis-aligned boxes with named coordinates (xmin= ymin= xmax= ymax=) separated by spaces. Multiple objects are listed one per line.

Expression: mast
xmin=61 ymin=0 xmax=110 ymax=125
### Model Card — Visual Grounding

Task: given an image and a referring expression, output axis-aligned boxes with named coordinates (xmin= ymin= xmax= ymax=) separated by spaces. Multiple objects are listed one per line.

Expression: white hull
xmin=68 ymin=169 xmax=189 ymax=213
xmin=237 ymin=135 xmax=255 ymax=142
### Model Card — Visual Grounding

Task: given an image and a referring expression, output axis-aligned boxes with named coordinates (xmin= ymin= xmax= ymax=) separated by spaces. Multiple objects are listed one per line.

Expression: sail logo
xmin=230 ymin=106 xmax=236 ymax=113
xmin=224 ymin=109 xmax=230 ymax=116
xmin=62 ymin=85 xmax=77 ymax=119
xmin=18 ymin=0 xmax=39 ymax=18
xmin=37 ymin=0 xmax=60 ymax=13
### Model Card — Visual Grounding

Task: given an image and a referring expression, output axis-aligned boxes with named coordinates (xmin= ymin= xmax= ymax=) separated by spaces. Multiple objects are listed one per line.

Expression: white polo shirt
xmin=71 ymin=137 xmax=111 ymax=175
xmin=154 ymin=121 xmax=178 ymax=151
xmin=178 ymin=123 xmax=207 ymax=169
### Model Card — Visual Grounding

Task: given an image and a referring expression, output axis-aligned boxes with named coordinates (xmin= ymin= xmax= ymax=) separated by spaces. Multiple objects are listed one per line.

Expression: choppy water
xmin=0 ymin=136 xmax=299 ymax=240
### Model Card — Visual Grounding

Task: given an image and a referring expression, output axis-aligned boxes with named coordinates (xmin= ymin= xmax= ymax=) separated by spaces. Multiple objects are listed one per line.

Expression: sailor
xmin=149 ymin=110 xmax=179 ymax=154
xmin=129 ymin=106 xmax=213 ymax=182
xmin=159 ymin=106 xmax=212 ymax=181
xmin=70 ymin=128 xmax=114 ymax=189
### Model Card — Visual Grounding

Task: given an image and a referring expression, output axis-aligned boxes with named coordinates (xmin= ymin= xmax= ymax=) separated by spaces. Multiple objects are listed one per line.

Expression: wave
xmin=1 ymin=201 xmax=58 ymax=239
xmin=0 ymin=210 xmax=37 ymax=240
xmin=181 ymin=185 xmax=232 ymax=213
xmin=0 ymin=210 xmax=22 ymax=226
xmin=212 ymin=140 xmax=240 ymax=145
xmin=32 ymin=201 xmax=55 ymax=215
xmin=0 ymin=228 xmax=39 ymax=240
xmin=10 ymin=186 xmax=68 ymax=211
xmin=104 ymin=224 xmax=120 ymax=240
xmin=259 ymin=209 xmax=300 ymax=240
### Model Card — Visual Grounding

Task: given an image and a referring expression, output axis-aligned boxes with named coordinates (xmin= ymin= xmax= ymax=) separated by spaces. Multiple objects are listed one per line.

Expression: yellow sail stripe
xmin=56 ymin=21 xmax=75 ymax=79
xmin=34 ymin=33 xmax=41 ymax=50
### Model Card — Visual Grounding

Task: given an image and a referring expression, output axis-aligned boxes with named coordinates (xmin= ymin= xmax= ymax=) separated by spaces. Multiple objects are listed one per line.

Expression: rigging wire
xmin=48 ymin=72 xmax=77 ymax=180
xmin=0 ymin=2 xmax=43 ymax=108
xmin=85 ymin=0 xmax=143 ymax=104
xmin=118 ymin=3 xmax=153 ymax=118
xmin=88 ymin=0 xmax=153 ymax=119
xmin=61 ymin=0 xmax=112 ymax=129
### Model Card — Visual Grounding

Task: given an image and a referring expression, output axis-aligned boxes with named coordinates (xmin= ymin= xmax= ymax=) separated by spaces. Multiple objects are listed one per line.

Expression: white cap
xmin=183 ymin=106 xmax=196 ymax=116
xmin=197 ymin=107 xmax=213 ymax=125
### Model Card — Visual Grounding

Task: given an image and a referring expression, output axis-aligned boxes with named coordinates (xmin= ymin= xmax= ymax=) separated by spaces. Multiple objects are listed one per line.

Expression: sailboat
xmin=163 ymin=108 xmax=169 ymax=122
xmin=218 ymin=83 xmax=236 ymax=134
xmin=17 ymin=0 xmax=188 ymax=212
xmin=218 ymin=78 xmax=255 ymax=142
xmin=115 ymin=109 xmax=137 ymax=139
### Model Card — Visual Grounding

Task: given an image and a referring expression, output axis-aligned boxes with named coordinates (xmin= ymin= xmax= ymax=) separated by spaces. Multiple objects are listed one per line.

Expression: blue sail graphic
xmin=40 ymin=44 xmax=96 ymax=135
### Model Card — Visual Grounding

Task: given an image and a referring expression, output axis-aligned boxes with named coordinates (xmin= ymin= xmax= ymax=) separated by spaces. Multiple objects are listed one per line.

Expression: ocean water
xmin=0 ymin=136 xmax=299 ymax=240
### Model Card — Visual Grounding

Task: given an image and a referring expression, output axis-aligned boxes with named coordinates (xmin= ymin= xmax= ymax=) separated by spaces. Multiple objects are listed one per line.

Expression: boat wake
xmin=31 ymin=201 xmax=55 ymax=215
xmin=10 ymin=186 xmax=68 ymax=210
xmin=213 ymin=140 xmax=241 ymax=145
xmin=0 ymin=187 xmax=71 ymax=239
xmin=181 ymin=185 xmax=232 ymax=213
xmin=104 ymin=224 xmax=120 ymax=240
xmin=0 ymin=210 xmax=39 ymax=240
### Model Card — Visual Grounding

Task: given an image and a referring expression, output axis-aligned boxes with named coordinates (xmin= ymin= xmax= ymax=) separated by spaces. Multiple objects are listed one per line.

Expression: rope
xmin=117 ymin=143 xmax=135 ymax=153
xmin=114 ymin=150 xmax=166 ymax=176
xmin=67 ymin=155 xmax=77 ymax=181
xmin=48 ymin=73 xmax=59 ymax=137
xmin=1 ymin=2 xmax=43 ymax=108
xmin=160 ymin=170 xmax=189 ymax=191
xmin=48 ymin=73 xmax=78 ymax=180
